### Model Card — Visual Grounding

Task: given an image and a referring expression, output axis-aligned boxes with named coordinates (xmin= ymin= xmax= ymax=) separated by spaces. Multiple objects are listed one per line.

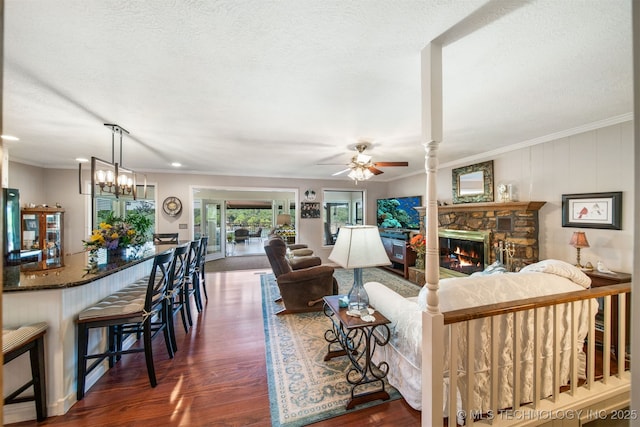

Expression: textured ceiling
xmin=2 ymin=0 xmax=633 ymax=182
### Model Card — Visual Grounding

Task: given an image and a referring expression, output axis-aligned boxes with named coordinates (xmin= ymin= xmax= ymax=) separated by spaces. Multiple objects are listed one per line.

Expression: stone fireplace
xmin=439 ymin=229 xmax=490 ymax=276
xmin=438 ymin=201 xmax=546 ymax=271
xmin=407 ymin=201 xmax=546 ymax=285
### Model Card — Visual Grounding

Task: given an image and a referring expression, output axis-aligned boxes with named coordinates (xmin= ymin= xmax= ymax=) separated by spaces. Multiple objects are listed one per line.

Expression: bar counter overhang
xmin=2 ymin=244 xmax=175 ymax=424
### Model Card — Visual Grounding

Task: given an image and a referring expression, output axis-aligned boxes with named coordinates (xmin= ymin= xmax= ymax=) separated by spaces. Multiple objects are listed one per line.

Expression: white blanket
xmin=365 ymin=264 xmax=598 ymax=413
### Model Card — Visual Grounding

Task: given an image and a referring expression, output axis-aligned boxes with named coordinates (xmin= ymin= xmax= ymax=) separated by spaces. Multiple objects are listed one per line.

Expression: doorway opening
xmin=322 ymin=189 xmax=364 ymax=246
xmin=191 ymin=187 xmax=297 ymax=261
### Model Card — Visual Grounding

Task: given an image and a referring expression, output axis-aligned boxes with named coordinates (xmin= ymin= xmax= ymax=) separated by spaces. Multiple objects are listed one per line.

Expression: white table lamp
xmin=328 ymin=226 xmax=391 ymax=311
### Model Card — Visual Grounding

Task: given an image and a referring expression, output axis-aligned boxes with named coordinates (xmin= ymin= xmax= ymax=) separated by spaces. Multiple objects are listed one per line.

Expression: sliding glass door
xmin=196 ymin=199 xmax=224 ymax=261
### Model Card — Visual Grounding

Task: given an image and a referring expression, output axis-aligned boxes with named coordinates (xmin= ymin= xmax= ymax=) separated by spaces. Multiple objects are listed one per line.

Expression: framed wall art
xmin=452 ymin=160 xmax=494 ymax=204
xmin=300 ymin=202 xmax=320 ymax=219
xmin=561 ymin=191 xmax=622 ymax=230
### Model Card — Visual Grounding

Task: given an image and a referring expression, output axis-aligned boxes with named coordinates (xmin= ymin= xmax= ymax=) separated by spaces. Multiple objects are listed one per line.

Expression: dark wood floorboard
xmin=8 ymin=269 xmax=420 ymax=427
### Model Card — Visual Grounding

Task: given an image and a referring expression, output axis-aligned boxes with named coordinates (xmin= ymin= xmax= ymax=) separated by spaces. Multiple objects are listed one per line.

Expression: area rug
xmin=261 ymin=267 xmax=421 ymax=427
xmin=205 ymin=254 xmax=271 ymax=272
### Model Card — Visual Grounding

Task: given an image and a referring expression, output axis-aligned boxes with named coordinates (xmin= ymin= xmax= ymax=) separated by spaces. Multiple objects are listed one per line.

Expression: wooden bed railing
xmin=433 ymin=282 xmax=631 ymax=426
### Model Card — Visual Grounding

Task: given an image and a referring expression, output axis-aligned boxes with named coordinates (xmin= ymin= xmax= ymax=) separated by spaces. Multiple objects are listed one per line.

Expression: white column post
xmin=421 ymin=42 xmax=445 ymax=426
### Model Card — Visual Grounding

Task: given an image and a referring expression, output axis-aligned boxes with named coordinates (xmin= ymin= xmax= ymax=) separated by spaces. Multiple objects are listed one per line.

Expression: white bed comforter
xmin=365 ymin=261 xmax=598 ymax=413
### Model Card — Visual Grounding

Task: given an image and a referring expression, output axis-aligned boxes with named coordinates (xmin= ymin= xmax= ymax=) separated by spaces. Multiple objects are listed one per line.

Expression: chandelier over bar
xmin=78 ymin=124 xmax=147 ymax=200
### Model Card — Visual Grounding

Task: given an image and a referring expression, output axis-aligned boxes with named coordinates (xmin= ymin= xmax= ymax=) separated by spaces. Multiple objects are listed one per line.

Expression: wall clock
xmin=162 ymin=196 xmax=182 ymax=216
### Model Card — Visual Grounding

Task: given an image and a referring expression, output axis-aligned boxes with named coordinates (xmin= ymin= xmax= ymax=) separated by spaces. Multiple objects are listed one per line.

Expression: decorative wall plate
xmin=162 ymin=196 xmax=182 ymax=216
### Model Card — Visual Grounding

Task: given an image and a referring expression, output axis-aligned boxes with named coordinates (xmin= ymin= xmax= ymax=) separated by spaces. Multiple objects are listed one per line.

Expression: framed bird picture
xmin=561 ymin=192 xmax=622 ymax=229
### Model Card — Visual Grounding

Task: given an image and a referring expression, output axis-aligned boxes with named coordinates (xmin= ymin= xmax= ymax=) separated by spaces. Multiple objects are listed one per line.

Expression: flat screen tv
xmin=376 ymin=195 xmax=422 ymax=230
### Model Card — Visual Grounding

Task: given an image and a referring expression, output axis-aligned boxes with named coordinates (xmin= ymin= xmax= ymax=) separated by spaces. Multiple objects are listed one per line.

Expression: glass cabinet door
xmin=21 ymin=208 xmax=64 ymax=266
xmin=45 ymin=212 xmax=63 ymax=263
xmin=21 ymin=213 xmax=40 ymax=250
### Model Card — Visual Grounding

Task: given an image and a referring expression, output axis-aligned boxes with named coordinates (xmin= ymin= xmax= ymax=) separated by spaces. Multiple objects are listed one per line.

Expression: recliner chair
xmin=264 ymin=237 xmax=338 ymax=315
xmin=267 ymin=233 xmax=314 ymax=257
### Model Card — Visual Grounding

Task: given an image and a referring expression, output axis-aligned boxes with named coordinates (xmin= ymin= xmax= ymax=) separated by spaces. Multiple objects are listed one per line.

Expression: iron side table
xmin=322 ymin=295 xmax=391 ymax=409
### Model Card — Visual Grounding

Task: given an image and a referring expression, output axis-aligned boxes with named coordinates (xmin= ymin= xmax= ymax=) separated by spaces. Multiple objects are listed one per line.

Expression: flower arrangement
xmin=408 ymin=233 xmax=426 ymax=256
xmin=84 ymin=221 xmax=138 ymax=251
xmin=83 ymin=211 xmax=151 ymax=252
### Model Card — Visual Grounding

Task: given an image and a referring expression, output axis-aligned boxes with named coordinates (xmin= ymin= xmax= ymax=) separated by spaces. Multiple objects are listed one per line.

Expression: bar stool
xmin=185 ymin=239 xmax=204 ymax=313
xmin=76 ymin=250 xmax=174 ymax=400
xmin=197 ymin=236 xmax=209 ymax=302
xmin=166 ymin=243 xmax=190 ymax=353
xmin=3 ymin=322 xmax=48 ymax=421
xmin=153 ymin=233 xmax=179 ymax=244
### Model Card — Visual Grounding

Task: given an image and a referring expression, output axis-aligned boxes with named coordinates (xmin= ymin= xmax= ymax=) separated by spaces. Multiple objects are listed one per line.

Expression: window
xmin=322 ymin=190 xmax=364 ymax=245
xmin=93 ymin=185 xmax=156 ymax=232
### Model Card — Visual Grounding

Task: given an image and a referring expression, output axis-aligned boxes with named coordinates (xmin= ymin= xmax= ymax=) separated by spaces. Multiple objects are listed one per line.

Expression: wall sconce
xmin=78 ymin=124 xmax=146 ymax=199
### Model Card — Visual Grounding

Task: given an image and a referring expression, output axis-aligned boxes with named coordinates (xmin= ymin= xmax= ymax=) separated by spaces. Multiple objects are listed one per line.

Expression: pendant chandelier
xmin=78 ymin=123 xmax=146 ymax=200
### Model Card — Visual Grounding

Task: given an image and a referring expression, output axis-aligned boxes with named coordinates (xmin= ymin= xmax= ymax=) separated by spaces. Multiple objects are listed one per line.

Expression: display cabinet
xmin=21 ymin=207 xmax=64 ymax=266
xmin=379 ymin=230 xmax=416 ymax=279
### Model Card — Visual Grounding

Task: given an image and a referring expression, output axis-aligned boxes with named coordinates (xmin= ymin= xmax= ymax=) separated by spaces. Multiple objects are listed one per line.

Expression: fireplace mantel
xmin=438 ymin=201 xmax=546 ymax=213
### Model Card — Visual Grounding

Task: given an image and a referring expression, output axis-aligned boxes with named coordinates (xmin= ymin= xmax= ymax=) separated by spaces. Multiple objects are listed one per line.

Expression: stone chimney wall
xmin=437 ymin=201 xmax=546 ymax=271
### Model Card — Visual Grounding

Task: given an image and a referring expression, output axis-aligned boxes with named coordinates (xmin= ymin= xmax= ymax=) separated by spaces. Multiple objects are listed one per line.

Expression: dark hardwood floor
xmin=9 ymin=269 xmax=420 ymax=427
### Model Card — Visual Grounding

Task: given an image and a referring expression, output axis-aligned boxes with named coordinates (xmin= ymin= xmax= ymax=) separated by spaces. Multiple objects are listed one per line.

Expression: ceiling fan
xmin=332 ymin=143 xmax=409 ymax=181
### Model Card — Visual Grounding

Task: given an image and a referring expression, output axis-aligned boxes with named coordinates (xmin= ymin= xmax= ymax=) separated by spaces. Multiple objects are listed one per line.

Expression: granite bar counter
xmin=2 ymin=243 xmax=177 ymax=424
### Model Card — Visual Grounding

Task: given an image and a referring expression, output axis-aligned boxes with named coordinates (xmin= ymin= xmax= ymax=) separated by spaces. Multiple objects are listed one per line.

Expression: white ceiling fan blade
xmin=332 ymin=168 xmax=350 ymax=176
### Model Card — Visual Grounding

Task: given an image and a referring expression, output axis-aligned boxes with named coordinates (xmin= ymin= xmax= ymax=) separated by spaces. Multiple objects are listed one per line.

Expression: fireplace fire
xmin=439 ymin=229 xmax=490 ymax=275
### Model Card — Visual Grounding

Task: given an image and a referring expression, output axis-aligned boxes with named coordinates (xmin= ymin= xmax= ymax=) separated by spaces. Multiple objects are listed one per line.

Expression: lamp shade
xmin=276 ymin=214 xmax=292 ymax=226
xmin=328 ymin=226 xmax=391 ymax=268
xmin=569 ymin=231 xmax=590 ymax=248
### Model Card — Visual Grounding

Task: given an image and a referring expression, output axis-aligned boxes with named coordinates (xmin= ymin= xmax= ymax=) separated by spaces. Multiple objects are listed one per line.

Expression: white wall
xmin=9 ymin=121 xmax=632 ymax=269
xmin=388 ymin=121 xmax=635 ymax=273
xmin=7 ymin=163 xmax=389 ymax=262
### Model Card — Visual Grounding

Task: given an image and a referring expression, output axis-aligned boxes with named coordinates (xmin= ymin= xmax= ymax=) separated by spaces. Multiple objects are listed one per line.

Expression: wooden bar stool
xmin=76 ymin=250 xmax=174 ymax=400
xmin=197 ymin=236 xmax=209 ymax=302
xmin=185 ymin=239 xmax=204 ymax=313
xmin=167 ymin=243 xmax=190 ymax=353
xmin=3 ymin=322 xmax=48 ymax=421
xmin=153 ymin=233 xmax=179 ymax=244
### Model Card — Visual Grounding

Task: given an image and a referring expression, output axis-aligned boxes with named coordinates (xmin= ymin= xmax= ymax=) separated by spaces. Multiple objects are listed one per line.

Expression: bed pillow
xmin=519 ymin=259 xmax=591 ymax=288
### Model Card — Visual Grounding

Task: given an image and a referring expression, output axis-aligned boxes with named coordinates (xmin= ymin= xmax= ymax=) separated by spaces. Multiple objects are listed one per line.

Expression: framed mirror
xmin=452 ymin=160 xmax=494 ymax=204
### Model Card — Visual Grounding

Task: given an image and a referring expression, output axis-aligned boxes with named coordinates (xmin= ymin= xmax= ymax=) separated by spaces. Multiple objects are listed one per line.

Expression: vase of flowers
xmin=83 ymin=211 xmax=151 ymax=263
xmin=408 ymin=233 xmax=426 ymax=270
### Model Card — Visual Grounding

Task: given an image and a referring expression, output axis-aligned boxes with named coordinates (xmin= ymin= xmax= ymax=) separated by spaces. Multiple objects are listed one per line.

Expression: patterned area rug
xmin=261 ymin=267 xmax=421 ymax=427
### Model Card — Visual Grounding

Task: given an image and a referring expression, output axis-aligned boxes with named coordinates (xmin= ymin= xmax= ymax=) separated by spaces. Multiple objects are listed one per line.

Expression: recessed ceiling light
xmin=1 ymin=135 xmax=19 ymax=141
xmin=171 ymin=162 xmax=182 ymax=167
xmin=76 ymin=157 xmax=89 ymax=163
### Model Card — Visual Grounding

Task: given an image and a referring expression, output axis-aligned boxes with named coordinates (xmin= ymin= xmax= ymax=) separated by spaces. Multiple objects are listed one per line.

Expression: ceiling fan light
xmin=356 ymin=153 xmax=371 ymax=164
xmin=347 ymin=165 xmax=373 ymax=182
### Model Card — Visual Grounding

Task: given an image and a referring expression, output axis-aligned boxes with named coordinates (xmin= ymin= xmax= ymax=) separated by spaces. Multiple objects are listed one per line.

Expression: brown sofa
xmin=264 ymin=237 xmax=338 ymax=315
